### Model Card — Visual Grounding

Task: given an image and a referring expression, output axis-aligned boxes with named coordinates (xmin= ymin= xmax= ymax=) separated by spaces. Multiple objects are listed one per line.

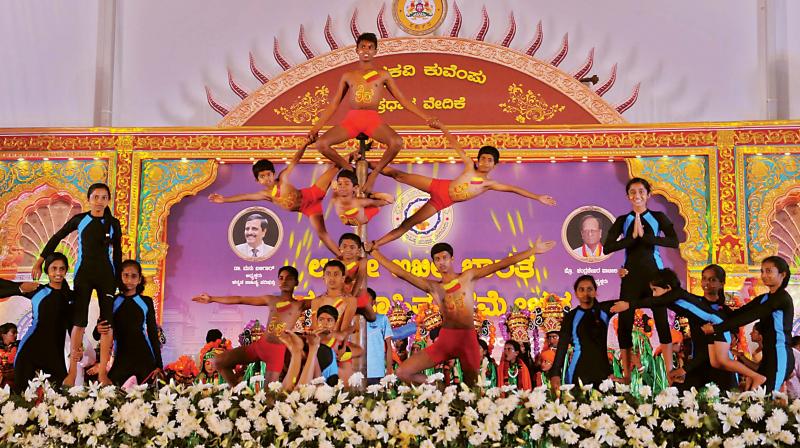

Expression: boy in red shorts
xmin=308 ymin=32 xmax=441 ymax=193
xmin=208 ymin=141 xmax=342 ymax=256
xmin=372 ymin=128 xmax=557 ymax=248
xmin=192 ymin=266 xmax=308 ymax=385
xmin=365 ymin=239 xmax=554 ymax=386
xmin=331 ymin=170 xmax=394 ymax=226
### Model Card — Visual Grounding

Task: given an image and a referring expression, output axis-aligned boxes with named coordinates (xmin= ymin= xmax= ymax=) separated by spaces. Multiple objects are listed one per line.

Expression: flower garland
xmin=3 ymin=373 xmax=800 ymax=447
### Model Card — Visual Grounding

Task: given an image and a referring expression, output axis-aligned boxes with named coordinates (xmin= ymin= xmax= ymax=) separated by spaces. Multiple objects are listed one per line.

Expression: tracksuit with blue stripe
xmin=713 ymin=290 xmax=795 ymax=392
xmin=40 ymin=212 xmax=121 ymax=328
xmin=603 ymin=209 xmax=678 ymax=349
xmin=549 ymin=300 xmax=618 ymax=386
xmin=0 ymin=278 xmax=72 ymax=392
xmin=107 ymin=294 xmax=163 ymax=385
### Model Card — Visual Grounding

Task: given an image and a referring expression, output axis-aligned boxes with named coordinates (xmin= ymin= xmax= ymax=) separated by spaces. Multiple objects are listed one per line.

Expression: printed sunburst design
xmin=498 ymin=83 xmax=565 ymax=124
xmin=273 ymin=86 xmax=330 ymax=125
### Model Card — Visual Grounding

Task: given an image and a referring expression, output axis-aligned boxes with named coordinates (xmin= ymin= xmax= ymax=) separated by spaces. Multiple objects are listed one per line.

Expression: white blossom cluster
xmin=1 ymin=372 xmax=800 ymax=447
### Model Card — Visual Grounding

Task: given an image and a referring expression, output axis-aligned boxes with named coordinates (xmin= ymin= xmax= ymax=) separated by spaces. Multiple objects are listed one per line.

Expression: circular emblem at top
xmin=393 ymin=0 xmax=448 ymax=36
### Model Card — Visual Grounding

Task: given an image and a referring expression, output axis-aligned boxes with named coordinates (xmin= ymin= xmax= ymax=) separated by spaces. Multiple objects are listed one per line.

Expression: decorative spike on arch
xmin=449 ymin=1 xmax=462 ymax=37
xmin=377 ymin=3 xmax=389 ymax=38
xmin=249 ymin=52 xmax=269 ymax=85
xmin=325 ymin=15 xmax=340 ymax=50
xmin=273 ymin=37 xmax=292 ymax=71
xmin=205 ymin=86 xmax=229 ymax=117
xmin=474 ymin=5 xmax=489 ymax=41
xmin=572 ymin=47 xmax=595 ymax=80
xmin=595 ymin=63 xmax=617 ymax=97
xmin=526 ymin=20 xmax=543 ymax=56
xmin=549 ymin=33 xmax=569 ymax=67
xmin=615 ymin=82 xmax=641 ymax=113
xmin=298 ymin=25 xmax=316 ymax=60
xmin=350 ymin=8 xmax=360 ymax=42
xmin=227 ymin=69 xmax=249 ymax=100
xmin=500 ymin=12 xmax=516 ymax=47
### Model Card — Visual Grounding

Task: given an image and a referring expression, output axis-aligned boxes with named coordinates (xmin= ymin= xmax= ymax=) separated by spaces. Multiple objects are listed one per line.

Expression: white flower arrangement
xmin=1 ymin=379 xmax=800 ymax=447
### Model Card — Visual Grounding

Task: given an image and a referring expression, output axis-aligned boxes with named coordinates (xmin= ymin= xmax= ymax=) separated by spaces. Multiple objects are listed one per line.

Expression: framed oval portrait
xmin=561 ymin=206 xmax=615 ymax=263
xmin=228 ymin=207 xmax=283 ymax=262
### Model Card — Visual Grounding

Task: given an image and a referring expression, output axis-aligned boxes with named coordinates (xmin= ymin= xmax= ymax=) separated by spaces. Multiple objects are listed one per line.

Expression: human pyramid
xmin=1 ymin=33 xmax=794 ymax=398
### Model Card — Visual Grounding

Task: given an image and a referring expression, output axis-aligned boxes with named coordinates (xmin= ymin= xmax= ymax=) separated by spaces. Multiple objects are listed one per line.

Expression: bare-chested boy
xmin=338 ymin=232 xmax=376 ymax=321
xmin=308 ymin=32 xmax=441 ymax=193
xmin=372 ymin=129 xmax=557 ymax=248
xmin=191 ymin=266 xmax=307 ymax=385
xmin=365 ymin=238 xmax=555 ymax=386
xmin=311 ymin=260 xmax=358 ymax=335
xmin=332 ymin=169 xmax=393 ymax=226
xmin=208 ymin=141 xmax=342 ymax=256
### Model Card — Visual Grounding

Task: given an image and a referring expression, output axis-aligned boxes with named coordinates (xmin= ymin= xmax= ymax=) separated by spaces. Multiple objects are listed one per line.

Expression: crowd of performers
xmin=0 ymin=32 xmax=798 ymax=398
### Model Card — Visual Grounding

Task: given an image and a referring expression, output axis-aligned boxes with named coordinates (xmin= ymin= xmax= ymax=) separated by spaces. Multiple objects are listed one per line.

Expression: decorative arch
xmin=218 ymin=37 xmax=626 ymax=128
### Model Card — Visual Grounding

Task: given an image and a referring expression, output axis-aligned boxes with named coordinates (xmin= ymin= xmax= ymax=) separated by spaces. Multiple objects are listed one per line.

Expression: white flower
xmin=654 ymin=388 xmax=680 ymax=409
xmin=723 ymin=437 xmax=745 ymax=448
xmin=366 ymin=384 xmax=383 ymax=394
xmin=348 ymin=372 xmax=365 ymax=388
xmin=425 ymin=372 xmax=444 ymax=384
xmin=776 ymin=430 xmax=796 ymax=445
xmin=721 ymin=410 xmax=743 ymax=433
xmin=746 ymin=403 xmax=765 ymax=422
xmin=217 ymin=398 xmax=232 ymax=413
xmin=71 ymin=399 xmax=93 ymax=423
xmin=682 ymin=409 xmax=703 ymax=428
xmin=639 ymin=385 xmax=652 ymax=398
xmin=766 ymin=408 xmax=788 ymax=433
xmin=235 ymin=417 xmax=251 ymax=433
xmin=661 ymin=419 xmax=675 ymax=432
xmin=741 ymin=428 xmax=762 ymax=445
xmin=314 ymin=384 xmax=335 ymax=403
xmin=599 ymin=378 xmax=614 ymax=392
xmin=267 ymin=381 xmax=282 ymax=392
xmin=529 ymin=423 xmax=544 ymax=440
xmin=706 ymin=383 xmax=721 ymax=398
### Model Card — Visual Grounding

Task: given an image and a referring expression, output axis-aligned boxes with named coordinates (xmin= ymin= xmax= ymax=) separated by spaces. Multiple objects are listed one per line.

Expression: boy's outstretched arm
xmin=209 ymin=191 xmax=270 ymax=204
xmin=468 ymin=237 xmax=555 ymax=281
xmin=487 ymin=182 xmax=556 ymax=206
xmin=367 ymin=244 xmax=432 ymax=294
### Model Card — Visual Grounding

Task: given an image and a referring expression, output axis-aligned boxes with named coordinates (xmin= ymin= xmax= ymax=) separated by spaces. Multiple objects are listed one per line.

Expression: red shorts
xmin=364 ymin=206 xmax=379 ymax=222
xmin=356 ymin=289 xmax=370 ymax=308
xmin=427 ymin=178 xmax=454 ymax=211
xmin=299 ymin=185 xmax=325 ymax=217
xmin=244 ymin=339 xmax=287 ymax=373
xmin=341 ymin=110 xmax=383 ymax=138
xmin=424 ymin=328 xmax=481 ymax=372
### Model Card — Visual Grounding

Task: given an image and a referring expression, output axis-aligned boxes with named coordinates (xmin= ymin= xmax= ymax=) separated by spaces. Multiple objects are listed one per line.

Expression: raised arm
xmin=469 ymin=237 xmax=555 ymax=281
xmin=191 ymin=293 xmax=281 ymax=306
xmin=384 ymin=75 xmax=439 ymax=127
xmin=279 ymin=140 xmax=314 ymax=180
xmin=35 ymin=214 xmax=80 ymax=279
xmin=309 ymin=76 xmax=349 ymax=140
xmin=441 ymin=128 xmax=473 ymax=166
xmin=367 ymin=245 xmax=432 ymax=294
xmin=487 ymin=182 xmax=556 ymax=206
xmin=0 ymin=278 xmax=36 ymax=299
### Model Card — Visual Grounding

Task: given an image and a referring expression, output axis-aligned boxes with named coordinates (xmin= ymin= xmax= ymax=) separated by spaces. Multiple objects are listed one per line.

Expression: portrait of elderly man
xmin=571 ymin=214 xmax=604 ymax=259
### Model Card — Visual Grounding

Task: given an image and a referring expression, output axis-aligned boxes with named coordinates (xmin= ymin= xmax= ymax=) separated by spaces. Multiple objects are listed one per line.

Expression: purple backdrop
xmin=161 ymin=161 xmax=686 ymax=361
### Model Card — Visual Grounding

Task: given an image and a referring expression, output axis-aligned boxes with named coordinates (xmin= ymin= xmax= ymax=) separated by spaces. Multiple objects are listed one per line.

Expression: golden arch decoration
xmin=218 ymin=37 xmax=626 ymax=127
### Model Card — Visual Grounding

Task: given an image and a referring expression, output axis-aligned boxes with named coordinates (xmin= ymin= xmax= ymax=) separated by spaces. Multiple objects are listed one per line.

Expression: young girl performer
xmin=98 ymin=260 xmax=162 ymax=385
xmin=613 ymin=268 xmax=767 ymax=390
xmin=703 ymin=256 xmax=795 ymax=392
xmin=1 ymin=253 xmax=74 ymax=391
xmin=603 ymin=177 xmax=679 ymax=383
xmin=34 ymin=183 xmax=121 ymax=385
